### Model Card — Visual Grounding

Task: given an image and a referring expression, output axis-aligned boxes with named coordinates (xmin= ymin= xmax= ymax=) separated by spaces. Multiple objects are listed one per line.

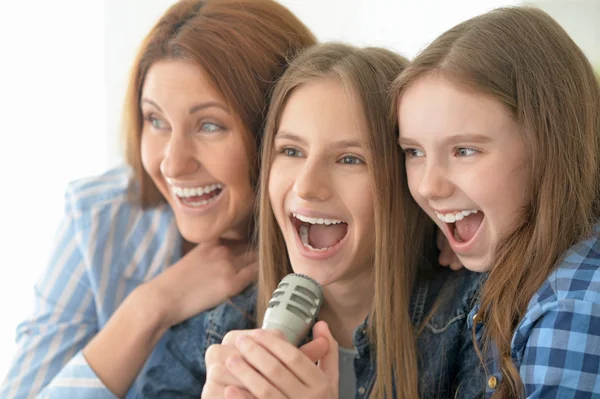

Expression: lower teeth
xmin=181 ymin=193 xmax=218 ymax=207
xmin=299 ymin=225 xmax=332 ymax=252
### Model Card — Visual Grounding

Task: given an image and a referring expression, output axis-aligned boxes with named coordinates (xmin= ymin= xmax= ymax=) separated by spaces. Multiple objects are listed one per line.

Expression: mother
xmin=0 ymin=1 xmax=315 ymax=398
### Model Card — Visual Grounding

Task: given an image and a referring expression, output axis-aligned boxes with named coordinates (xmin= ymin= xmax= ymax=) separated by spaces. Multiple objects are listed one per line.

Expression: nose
xmin=417 ymin=158 xmax=454 ymax=201
xmin=160 ymin=133 xmax=199 ymax=179
xmin=293 ymin=160 xmax=332 ymax=202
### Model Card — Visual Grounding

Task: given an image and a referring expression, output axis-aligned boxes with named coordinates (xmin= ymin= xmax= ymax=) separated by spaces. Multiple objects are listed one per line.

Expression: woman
xmin=0 ymin=1 xmax=315 ymax=398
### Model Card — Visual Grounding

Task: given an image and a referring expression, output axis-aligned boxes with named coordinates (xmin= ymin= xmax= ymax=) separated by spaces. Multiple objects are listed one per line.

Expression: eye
xmin=455 ymin=147 xmax=478 ymax=157
xmin=403 ymin=148 xmax=425 ymax=158
xmin=279 ymin=147 xmax=304 ymax=157
xmin=146 ymin=115 xmax=169 ymax=130
xmin=199 ymin=122 xmax=224 ymax=133
xmin=339 ymin=155 xmax=364 ymax=165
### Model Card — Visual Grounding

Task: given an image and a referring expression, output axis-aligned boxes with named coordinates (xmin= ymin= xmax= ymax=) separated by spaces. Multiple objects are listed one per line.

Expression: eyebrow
xmin=275 ymin=131 xmax=363 ymax=150
xmin=141 ymin=99 xmax=230 ymax=115
xmin=398 ymin=133 xmax=492 ymax=146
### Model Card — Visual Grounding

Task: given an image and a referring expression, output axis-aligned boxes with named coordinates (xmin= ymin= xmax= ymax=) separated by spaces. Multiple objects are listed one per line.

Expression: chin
xmin=460 ymin=255 xmax=493 ymax=273
xmin=178 ymin=224 xmax=221 ymax=245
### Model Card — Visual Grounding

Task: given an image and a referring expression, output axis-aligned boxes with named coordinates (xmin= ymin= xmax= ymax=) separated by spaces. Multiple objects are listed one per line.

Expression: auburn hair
xmin=122 ymin=0 xmax=316 ymax=206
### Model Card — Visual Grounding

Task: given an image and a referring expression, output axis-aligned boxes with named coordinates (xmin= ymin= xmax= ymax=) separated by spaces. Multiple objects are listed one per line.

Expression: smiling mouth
xmin=172 ymin=184 xmax=223 ymax=207
xmin=435 ymin=209 xmax=484 ymax=244
xmin=291 ymin=213 xmax=348 ymax=252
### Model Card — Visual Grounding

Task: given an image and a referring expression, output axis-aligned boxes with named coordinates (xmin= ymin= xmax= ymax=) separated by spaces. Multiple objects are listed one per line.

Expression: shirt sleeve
xmin=516 ymin=297 xmax=600 ymax=398
xmin=0 ymin=191 xmax=117 ymax=399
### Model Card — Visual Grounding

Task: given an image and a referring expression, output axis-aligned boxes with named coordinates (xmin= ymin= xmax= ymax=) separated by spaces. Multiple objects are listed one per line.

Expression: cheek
xmin=346 ymin=176 xmax=374 ymax=227
xmin=405 ymin=167 xmax=427 ymax=207
xmin=268 ymin=162 xmax=289 ymax=218
xmin=211 ymin=141 xmax=253 ymax=196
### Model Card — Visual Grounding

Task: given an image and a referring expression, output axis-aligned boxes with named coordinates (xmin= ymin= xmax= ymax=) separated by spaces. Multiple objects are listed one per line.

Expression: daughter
xmin=396 ymin=6 xmax=600 ymax=397
xmin=143 ymin=43 xmax=485 ymax=398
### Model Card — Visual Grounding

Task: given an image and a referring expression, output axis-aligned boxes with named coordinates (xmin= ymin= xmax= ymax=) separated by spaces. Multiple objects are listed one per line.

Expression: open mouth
xmin=435 ymin=209 xmax=484 ymax=245
xmin=172 ymin=183 xmax=223 ymax=207
xmin=291 ymin=213 xmax=348 ymax=252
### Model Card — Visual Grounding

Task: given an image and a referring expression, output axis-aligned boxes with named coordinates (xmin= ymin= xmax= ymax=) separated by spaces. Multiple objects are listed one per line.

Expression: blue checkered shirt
xmin=468 ymin=225 xmax=600 ymax=398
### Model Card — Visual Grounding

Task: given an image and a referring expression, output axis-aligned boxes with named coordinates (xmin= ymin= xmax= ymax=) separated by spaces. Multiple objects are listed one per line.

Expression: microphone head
xmin=262 ymin=273 xmax=324 ymax=346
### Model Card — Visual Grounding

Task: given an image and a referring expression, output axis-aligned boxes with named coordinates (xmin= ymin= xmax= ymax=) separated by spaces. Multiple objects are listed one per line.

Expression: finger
xmin=207 ymin=363 xmax=243 ymax=387
xmin=225 ymin=355 xmax=285 ymax=399
xmin=202 ymin=380 xmax=227 ymax=398
xmin=230 ymin=261 xmax=258 ymax=290
xmin=299 ymin=336 xmax=329 ymax=363
xmin=437 ymin=237 xmax=454 ymax=267
xmin=222 ymin=330 xmax=258 ymax=346
xmin=233 ymin=250 xmax=258 ymax=268
xmin=234 ymin=335 xmax=305 ymax=395
xmin=224 ymin=386 xmax=256 ymax=399
xmin=249 ymin=329 xmax=325 ymax=385
xmin=448 ymin=260 xmax=463 ymax=271
xmin=205 ymin=345 xmax=243 ymax=386
xmin=311 ymin=321 xmax=339 ymax=385
xmin=222 ymin=240 xmax=255 ymax=257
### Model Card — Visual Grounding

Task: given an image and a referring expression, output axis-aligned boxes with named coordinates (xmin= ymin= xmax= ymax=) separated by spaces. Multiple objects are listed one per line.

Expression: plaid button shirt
xmin=468 ymin=225 xmax=600 ymax=398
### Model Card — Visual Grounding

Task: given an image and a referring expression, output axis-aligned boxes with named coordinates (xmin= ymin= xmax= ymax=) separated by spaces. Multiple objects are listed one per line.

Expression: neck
xmin=181 ymin=216 xmax=253 ymax=256
xmin=318 ymin=268 xmax=373 ymax=349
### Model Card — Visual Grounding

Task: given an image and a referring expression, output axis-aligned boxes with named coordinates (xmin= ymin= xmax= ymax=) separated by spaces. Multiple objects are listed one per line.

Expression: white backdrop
xmin=1 ymin=0 xmax=597 ymax=382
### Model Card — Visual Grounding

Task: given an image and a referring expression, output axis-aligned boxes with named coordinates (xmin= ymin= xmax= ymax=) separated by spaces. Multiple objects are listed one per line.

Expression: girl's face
xmin=398 ymin=75 xmax=530 ymax=272
xmin=141 ymin=60 xmax=254 ymax=244
xmin=268 ymin=78 xmax=375 ymax=286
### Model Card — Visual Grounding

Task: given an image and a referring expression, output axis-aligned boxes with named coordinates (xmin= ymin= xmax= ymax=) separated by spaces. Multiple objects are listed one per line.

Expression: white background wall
xmin=0 ymin=0 xmax=597 ymax=382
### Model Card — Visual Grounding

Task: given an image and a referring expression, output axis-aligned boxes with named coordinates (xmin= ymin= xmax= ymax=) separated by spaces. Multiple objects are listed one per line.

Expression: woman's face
xmin=141 ymin=59 xmax=255 ymax=243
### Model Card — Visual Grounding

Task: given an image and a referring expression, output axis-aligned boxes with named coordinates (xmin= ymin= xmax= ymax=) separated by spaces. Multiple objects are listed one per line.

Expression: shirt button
xmin=358 ymin=386 xmax=366 ymax=395
xmin=488 ymin=376 xmax=498 ymax=389
xmin=472 ymin=313 xmax=481 ymax=323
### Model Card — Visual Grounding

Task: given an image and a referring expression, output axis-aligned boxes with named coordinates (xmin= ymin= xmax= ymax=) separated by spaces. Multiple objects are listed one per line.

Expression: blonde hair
xmin=257 ymin=43 xmax=436 ymax=398
xmin=394 ymin=7 xmax=600 ymax=397
xmin=121 ymin=0 xmax=315 ymax=206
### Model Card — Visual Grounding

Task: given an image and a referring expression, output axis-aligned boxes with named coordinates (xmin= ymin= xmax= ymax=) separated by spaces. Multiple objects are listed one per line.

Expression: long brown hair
xmin=257 ymin=43 xmax=435 ymax=398
xmin=121 ymin=0 xmax=316 ymax=207
xmin=394 ymin=7 xmax=600 ymax=397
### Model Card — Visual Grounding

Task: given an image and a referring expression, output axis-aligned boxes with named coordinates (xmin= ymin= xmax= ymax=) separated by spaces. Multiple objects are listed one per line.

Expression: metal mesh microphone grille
xmin=266 ymin=273 xmax=322 ymax=323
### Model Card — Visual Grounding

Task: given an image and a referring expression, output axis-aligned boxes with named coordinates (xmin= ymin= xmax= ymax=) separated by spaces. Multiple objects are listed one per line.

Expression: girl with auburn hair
xmin=0 ymin=1 xmax=315 ymax=398
xmin=396 ymin=6 xmax=600 ymax=398
xmin=143 ymin=43 xmax=485 ymax=399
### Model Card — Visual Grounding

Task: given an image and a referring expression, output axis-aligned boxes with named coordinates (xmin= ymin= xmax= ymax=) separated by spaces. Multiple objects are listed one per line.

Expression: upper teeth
xmin=435 ymin=209 xmax=478 ymax=223
xmin=293 ymin=213 xmax=344 ymax=225
xmin=172 ymin=184 xmax=223 ymax=197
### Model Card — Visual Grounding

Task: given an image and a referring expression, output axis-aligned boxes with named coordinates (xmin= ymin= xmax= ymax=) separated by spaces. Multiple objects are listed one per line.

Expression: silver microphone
xmin=261 ymin=273 xmax=324 ymax=346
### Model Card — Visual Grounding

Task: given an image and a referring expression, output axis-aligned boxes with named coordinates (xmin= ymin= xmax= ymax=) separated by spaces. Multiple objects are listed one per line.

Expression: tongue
xmin=308 ymin=223 xmax=347 ymax=249
xmin=455 ymin=212 xmax=484 ymax=242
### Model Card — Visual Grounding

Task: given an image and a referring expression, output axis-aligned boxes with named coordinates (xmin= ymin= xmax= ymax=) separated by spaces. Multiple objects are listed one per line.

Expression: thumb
xmin=299 ymin=336 xmax=329 ymax=363
xmin=312 ymin=321 xmax=339 ymax=383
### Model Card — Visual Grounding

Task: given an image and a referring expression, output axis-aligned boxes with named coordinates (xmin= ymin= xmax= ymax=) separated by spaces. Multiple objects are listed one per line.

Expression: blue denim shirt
xmin=142 ymin=267 xmax=486 ymax=398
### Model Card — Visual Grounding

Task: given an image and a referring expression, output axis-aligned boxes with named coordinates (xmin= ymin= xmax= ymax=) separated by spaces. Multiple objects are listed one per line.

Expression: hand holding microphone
xmin=203 ymin=274 xmax=339 ymax=399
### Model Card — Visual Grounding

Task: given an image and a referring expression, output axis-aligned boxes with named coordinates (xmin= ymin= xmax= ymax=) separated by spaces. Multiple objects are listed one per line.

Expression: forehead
xmin=278 ymin=77 xmax=366 ymax=142
xmin=398 ymin=75 xmax=514 ymax=139
xmin=141 ymin=59 xmax=225 ymax=105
